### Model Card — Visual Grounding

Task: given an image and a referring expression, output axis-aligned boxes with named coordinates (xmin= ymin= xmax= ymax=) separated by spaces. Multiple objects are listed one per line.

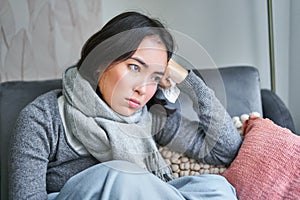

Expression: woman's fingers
xmin=166 ymin=59 xmax=188 ymax=84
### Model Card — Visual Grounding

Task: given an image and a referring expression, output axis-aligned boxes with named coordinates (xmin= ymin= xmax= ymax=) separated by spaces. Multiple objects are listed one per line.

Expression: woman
xmin=9 ymin=11 xmax=242 ymax=199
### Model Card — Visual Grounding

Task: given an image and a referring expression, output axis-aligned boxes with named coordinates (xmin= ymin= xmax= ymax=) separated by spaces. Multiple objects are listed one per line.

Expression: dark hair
xmin=77 ymin=11 xmax=174 ymax=89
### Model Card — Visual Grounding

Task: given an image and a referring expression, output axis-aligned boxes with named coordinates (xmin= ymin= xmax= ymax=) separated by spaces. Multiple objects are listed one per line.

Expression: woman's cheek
xmin=115 ymin=71 xmax=131 ymax=90
xmin=145 ymin=85 xmax=158 ymax=101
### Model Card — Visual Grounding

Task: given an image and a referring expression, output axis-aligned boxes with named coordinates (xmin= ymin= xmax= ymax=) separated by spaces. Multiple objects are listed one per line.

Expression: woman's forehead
xmin=132 ymin=37 xmax=168 ymax=66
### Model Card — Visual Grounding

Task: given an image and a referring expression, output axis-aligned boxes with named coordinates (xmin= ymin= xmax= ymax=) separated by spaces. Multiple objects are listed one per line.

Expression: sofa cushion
xmin=222 ymin=116 xmax=300 ymax=199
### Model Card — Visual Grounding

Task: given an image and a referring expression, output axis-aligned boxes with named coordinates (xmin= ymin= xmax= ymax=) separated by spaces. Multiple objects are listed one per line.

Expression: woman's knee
xmin=168 ymin=174 xmax=237 ymax=200
xmin=56 ymin=160 xmax=178 ymax=200
xmin=196 ymin=174 xmax=236 ymax=193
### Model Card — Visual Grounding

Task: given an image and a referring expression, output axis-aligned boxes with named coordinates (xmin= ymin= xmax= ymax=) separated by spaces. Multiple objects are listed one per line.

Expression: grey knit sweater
xmin=8 ymin=72 xmax=242 ymax=200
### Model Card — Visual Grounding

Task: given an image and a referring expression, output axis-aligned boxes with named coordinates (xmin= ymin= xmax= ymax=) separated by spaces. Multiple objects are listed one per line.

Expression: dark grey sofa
xmin=0 ymin=66 xmax=296 ymax=200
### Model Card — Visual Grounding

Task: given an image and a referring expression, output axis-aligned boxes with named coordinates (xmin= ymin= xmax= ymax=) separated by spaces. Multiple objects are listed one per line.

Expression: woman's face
xmin=98 ymin=36 xmax=168 ymax=116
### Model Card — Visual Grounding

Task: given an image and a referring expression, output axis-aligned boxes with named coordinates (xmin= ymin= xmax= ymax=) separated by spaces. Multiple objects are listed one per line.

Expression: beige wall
xmin=0 ymin=0 xmax=102 ymax=82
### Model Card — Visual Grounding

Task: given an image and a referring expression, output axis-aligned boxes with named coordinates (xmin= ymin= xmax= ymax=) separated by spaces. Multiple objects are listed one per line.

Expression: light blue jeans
xmin=48 ymin=160 xmax=237 ymax=200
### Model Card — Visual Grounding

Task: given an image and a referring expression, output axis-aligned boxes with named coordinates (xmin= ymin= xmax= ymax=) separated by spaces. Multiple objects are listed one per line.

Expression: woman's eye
xmin=129 ymin=64 xmax=141 ymax=72
xmin=152 ymin=76 xmax=162 ymax=83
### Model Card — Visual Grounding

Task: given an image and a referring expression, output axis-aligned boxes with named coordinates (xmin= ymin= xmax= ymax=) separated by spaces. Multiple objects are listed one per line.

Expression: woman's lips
xmin=127 ymin=98 xmax=141 ymax=108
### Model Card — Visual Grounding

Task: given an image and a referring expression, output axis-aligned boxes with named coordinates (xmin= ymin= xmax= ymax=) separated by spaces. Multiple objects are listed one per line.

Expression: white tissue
xmin=162 ymin=79 xmax=180 ymax=103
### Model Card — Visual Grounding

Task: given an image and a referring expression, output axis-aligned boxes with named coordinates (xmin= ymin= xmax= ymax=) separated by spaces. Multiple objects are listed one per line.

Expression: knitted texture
xmin=62 ymin=66 xmax=173 ymax=181
xmin=222 ymin=116 xmax=300 ymax=200
xmin=159 ymin=114 xmax=246 ymax=178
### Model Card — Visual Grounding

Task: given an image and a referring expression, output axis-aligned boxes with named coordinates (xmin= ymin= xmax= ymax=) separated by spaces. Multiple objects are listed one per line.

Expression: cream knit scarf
xmin=62 ymin=66 xmax=173 ymax=181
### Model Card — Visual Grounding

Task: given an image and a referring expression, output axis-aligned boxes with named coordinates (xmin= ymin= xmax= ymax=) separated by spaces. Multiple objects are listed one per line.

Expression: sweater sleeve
xmin=153 ymin=71 xmax=242 ymax=165
xmin=8 ymin=99 xmax=55 ymax=200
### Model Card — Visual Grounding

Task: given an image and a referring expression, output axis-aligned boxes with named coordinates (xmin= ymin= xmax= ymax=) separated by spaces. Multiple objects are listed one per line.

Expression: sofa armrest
xmin=261 ymin=89 xmax=296 ymax=134
xmin=0 ymin=79 xmax=62 ymax=200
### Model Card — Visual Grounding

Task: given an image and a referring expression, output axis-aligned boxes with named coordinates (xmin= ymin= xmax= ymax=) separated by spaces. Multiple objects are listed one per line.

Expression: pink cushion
xmin=222 ymin=116 xmax=300 ymax=199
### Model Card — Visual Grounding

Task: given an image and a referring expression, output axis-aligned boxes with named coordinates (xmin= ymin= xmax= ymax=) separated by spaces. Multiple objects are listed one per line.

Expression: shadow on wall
xmin=0 ymin=0 xmax=102 ymax=82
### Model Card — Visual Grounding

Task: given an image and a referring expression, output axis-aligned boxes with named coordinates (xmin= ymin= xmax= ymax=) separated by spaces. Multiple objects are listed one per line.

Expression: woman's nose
xmin=134 ymin=83 xmax=147 ymax=95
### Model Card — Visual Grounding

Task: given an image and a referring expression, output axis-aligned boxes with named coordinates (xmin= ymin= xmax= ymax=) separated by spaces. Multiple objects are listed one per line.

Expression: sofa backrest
xmin=196 ymin=66 xmax=262 ymax=117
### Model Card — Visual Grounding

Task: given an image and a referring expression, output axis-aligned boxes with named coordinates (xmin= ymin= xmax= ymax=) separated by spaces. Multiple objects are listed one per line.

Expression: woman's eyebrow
xmin=154 ymin=71 xmax=165 ymax=76
xmin=130 ymin=57 xmax=148 ymax=68
xmin=130 ymin=57 xmax=165 ymax=75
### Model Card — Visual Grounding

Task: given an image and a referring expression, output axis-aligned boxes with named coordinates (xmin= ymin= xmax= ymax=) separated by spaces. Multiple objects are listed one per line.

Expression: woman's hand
xmin=160 ymin=59 xmax=188 ymax=88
